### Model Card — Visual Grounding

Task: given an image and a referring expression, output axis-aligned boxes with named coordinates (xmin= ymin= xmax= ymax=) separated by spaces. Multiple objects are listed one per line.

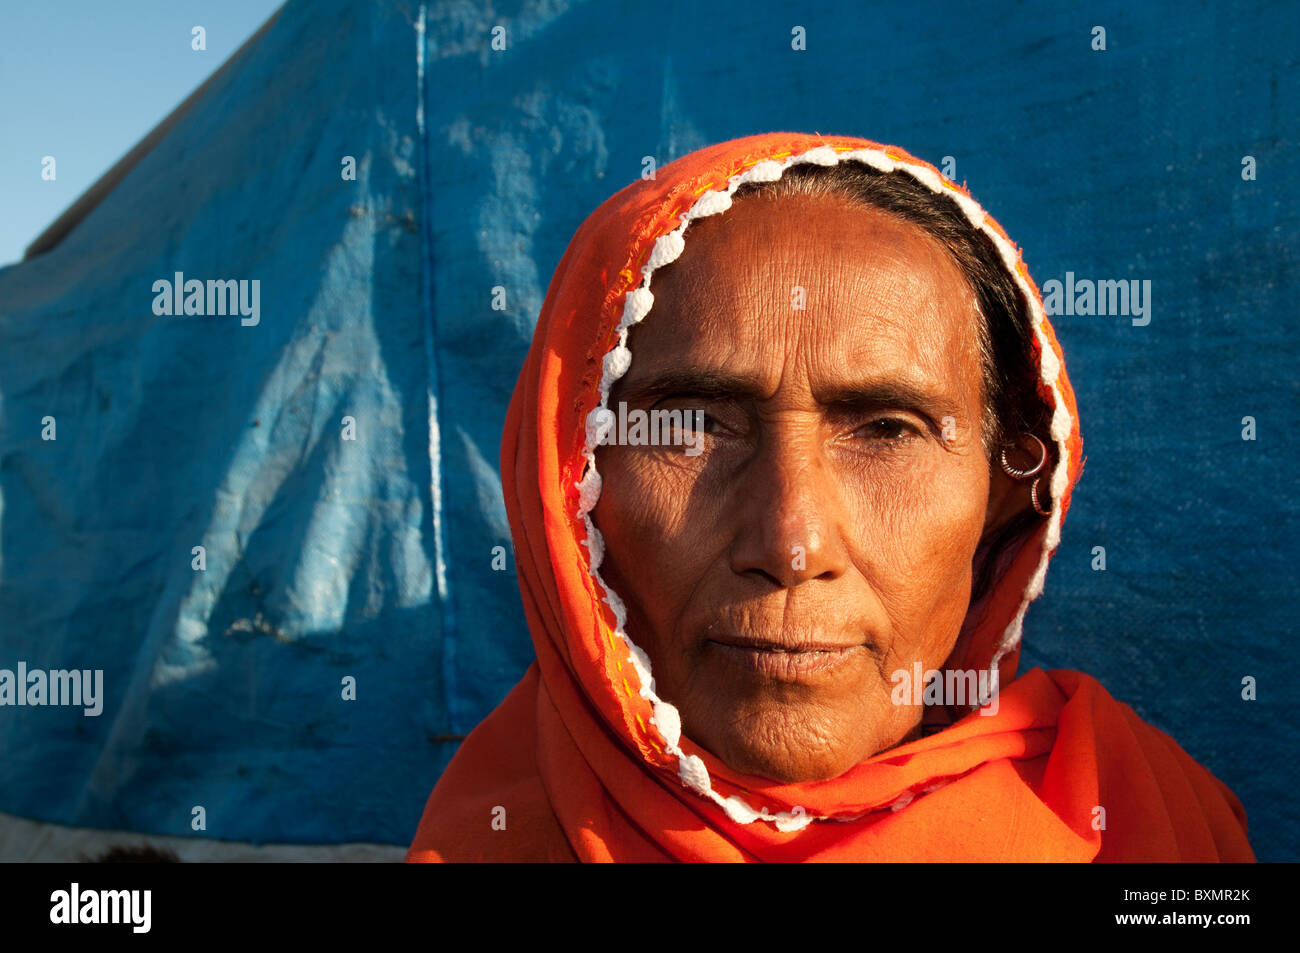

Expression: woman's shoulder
xmin=405 ymin=665 xmax=576 ymax=863
xmin=1040 ymin=667 xmax=1255 ymax=862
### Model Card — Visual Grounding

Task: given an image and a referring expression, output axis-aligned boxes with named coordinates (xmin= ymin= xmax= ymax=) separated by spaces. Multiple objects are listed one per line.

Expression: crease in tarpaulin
xmin=415 ymin=2 xmax=461 ymax=731
xmin=576 ymin=141 xmax=1075 ymax=830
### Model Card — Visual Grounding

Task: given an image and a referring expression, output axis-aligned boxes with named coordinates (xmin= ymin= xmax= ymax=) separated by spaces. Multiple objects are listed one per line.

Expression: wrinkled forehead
xmin=610 ymin=192 xmax=985 ymax=403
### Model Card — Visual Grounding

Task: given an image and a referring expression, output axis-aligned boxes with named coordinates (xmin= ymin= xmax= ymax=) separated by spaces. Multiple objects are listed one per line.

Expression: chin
xmin=724 ymin=739 xmax=859 ymax=784
xmin=697 ymin=703 xmax=877 ymax=784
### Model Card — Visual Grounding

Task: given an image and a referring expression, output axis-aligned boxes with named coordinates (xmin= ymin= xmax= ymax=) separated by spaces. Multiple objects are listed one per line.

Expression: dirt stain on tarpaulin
xmin=222 ymin=575 xmax=294 ymax=643
xmin=225 ymin=611 xmax=293 ymax=644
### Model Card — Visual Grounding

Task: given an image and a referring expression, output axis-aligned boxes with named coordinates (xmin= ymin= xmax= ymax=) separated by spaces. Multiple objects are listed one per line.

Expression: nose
xmin=728 ymin=428 xmax=850 ymax=587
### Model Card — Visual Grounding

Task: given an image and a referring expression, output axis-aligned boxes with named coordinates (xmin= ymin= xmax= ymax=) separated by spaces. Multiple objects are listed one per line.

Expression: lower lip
xmin=707 ymin=641 xmax=865 ymax=680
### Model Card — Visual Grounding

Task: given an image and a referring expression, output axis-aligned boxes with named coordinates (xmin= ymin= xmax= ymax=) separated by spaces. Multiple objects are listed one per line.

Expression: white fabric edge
xmin=575 ymin=143 xmax=1072 ymax=831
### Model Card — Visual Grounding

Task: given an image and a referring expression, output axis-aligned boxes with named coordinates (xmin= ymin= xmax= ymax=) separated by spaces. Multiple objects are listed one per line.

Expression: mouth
xmin=704 ymin=632 xmax=868 ymax=681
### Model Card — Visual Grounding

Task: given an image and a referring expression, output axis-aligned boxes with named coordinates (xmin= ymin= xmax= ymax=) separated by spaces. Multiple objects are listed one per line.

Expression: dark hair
xmin=727 ymin=160 xmax=1053 ymax=603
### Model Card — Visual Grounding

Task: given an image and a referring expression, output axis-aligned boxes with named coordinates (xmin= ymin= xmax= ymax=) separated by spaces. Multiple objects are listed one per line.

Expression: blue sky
xmin=0 ymin=1 xmax=285 ymax=266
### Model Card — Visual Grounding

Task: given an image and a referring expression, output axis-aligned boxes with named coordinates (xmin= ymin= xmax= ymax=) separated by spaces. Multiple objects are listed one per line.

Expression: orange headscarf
xmin=407 ymin=132 xmax=1254 ymax=862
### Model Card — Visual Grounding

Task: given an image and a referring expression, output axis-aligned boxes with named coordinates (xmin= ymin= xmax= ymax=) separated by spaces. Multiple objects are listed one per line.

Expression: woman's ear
xmin=982 ymin=432 xmax=1052 ymax=537
xmin=982 ymin=463 xmax=1027 ymax=537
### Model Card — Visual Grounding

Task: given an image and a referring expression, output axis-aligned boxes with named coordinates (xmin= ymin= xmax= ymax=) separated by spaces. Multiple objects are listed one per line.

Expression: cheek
xmin=845 ymin=452 xmax=990 ymax=635
xmin=590 ymin=449 xmax=709 ymax=633
xmin=594 ymin=447 xmax=699 ymax=542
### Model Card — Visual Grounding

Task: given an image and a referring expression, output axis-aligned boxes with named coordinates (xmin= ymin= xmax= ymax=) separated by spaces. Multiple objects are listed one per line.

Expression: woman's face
xmin=593 ymin=193 xmax=1016 ymax=783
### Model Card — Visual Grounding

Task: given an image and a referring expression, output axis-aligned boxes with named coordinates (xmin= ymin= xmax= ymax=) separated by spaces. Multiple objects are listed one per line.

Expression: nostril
xmin=738 ymin=566 xmax=785 ymax=589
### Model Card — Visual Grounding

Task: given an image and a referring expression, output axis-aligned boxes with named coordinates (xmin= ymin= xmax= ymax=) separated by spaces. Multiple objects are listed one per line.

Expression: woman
xmin=406 ymin=132 xmax=1254 ymax=862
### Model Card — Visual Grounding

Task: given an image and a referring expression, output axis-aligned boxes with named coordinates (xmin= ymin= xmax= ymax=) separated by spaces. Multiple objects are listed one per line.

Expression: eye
xmin=683 ymin=410 xmax=723 ymax=435
xmin=858 ymin=416 xmax=919 ymax=442
xmin=652 ymin=399 xmax=734 ymax=438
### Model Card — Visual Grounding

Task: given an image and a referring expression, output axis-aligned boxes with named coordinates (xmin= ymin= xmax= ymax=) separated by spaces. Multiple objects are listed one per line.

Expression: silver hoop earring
xmin=999 ymin=434 xmax=1047 ymax=479
xmin=1030 ymin=476 xmax=1051 ymax=516
xmin=1000 ymin=434 xmax=1052 ymax=517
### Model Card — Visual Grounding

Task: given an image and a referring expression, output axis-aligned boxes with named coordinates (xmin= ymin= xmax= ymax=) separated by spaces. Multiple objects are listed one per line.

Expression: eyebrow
xmin=615 ymin=369 xmax=768 ymax=404
xmin=819 ymin=382 xmax=961 ymax=423
xmin=614 ymin=369 xmax=962 ymax=422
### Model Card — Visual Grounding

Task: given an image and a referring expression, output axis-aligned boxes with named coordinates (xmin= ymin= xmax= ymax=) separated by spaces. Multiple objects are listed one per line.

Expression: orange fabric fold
xmin=406 ymin=132 xmax=1254 ymax=862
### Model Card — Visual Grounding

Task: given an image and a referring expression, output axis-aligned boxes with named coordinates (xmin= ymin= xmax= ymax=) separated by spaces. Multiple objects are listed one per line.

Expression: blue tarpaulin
xmin=0 ymin=0 xmax=1295 ymax=859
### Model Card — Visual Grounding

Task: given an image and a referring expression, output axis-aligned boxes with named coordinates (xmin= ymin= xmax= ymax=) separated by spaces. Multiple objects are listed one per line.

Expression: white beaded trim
xmin=574 ymin=144 xmax=1073 ymax=829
